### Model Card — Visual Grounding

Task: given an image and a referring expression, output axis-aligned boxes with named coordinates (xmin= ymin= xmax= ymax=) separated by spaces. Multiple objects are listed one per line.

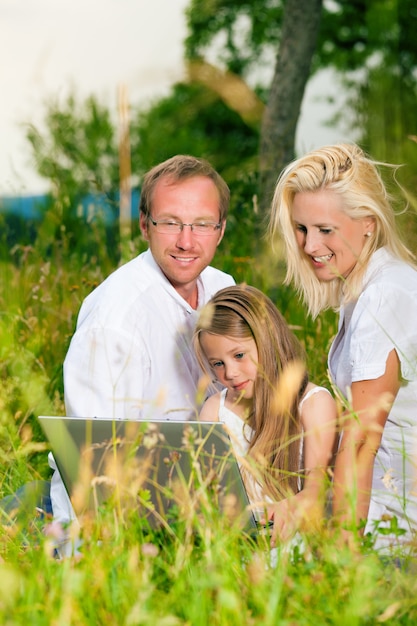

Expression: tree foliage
xmin=131 ymin=82 xmax=259 ymax=177
xmin=25 ymin=0 xmax=417 ymax=251
xmin=185 ymin=0 xmax=284 ymax=79
xmin=185 ymin=0 xmax=417 ymax=81
xmin=26 ymin=95 xmax=119 ymax=201
xmin=184 ymin=0 xmax=417 ymax=209
xmin=25 ymin=95 xmax=122 ymax=262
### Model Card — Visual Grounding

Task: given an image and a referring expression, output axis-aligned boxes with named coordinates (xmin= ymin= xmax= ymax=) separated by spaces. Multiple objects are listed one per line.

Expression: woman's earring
xmin=365 ymin=232 xmax=372 ymax=238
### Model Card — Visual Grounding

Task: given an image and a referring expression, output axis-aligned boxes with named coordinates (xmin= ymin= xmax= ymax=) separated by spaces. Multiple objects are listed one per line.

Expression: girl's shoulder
xmin=199 ymin=391 xmax=222 ymax=422
xmin=299 ymin=382 xmax=336 ymax=425
xmin=301 ymin=382 xmax=332 ymax=404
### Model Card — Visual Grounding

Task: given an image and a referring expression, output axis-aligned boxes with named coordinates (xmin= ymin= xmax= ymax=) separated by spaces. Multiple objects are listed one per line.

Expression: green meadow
xmin=1 ymin=202 xmax=417 ymax=626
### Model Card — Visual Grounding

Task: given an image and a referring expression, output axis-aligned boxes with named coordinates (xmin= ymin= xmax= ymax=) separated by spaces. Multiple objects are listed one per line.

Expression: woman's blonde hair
xmin=193 ymin=284 xmax=308 ymax=500
xmin=269 ymin=143 xmax=415 ymax=318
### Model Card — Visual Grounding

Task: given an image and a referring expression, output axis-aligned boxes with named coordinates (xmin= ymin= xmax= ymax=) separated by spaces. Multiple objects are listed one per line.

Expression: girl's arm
xmin=333 ymin=348 xmax=401 ymax=533
xmin=300 ymin=386 xmax=338 ymax=499
xmin=270 ymin=386 xmax=337 ymax=544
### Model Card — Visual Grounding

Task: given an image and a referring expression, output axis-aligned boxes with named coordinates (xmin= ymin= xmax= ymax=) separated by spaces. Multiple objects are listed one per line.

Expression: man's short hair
xmin=139 ymin=155 xmax=230 ymax=221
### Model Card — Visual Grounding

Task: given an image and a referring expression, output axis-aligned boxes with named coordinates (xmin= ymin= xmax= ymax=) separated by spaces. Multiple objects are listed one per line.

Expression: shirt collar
xmin=361 ymin=246 xmax=391 ymax=289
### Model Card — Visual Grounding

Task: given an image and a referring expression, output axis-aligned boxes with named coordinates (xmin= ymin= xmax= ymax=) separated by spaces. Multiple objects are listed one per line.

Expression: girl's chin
xmin=229 ymin=388 xmax=253 ymax=402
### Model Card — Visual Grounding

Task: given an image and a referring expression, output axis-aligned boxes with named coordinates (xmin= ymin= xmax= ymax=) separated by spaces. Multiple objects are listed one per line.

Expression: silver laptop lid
xmin=38 ymin=416 xmax=257 ymax=533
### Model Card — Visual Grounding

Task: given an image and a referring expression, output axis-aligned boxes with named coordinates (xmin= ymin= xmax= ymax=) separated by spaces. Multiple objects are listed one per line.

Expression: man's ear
xmin=216 ymin=220 xmax=226 ymax=247
xmin=139 ymin=212 xmax=149 ymax=241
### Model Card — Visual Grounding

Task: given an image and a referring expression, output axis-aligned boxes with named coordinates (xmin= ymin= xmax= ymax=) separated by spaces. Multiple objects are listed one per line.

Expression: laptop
xmin=38 ymin=416 xmax=258 ymax=534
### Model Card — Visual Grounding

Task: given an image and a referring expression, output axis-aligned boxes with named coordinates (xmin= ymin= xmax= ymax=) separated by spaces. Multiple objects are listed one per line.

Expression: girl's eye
xmin=235 ymin=353 xmax=244 ymax=360
xmin=319 ymin=228 xmax=332 ymax=235
xmin=211 ymin=361 xmax=223 ymax=368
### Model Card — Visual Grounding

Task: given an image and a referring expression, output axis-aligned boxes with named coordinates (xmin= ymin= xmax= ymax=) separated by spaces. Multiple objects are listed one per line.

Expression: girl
xmin=193 ymin=284 xmax=337 ymax=544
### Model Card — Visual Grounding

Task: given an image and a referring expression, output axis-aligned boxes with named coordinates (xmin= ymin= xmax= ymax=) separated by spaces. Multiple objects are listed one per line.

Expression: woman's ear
xmin=364 ymin=216 xmax=376 ymax=236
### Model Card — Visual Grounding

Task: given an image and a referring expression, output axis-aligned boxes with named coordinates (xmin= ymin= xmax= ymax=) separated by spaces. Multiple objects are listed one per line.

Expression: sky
xmin=1 ymin=0 xmax=347 ymax=196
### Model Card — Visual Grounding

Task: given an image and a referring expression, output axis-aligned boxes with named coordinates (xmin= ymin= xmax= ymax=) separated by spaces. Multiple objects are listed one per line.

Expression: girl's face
xmin=292 ymin=189 xmax=373 ymax=281
xmin=200 ymin=332 xmax=259 ymax=402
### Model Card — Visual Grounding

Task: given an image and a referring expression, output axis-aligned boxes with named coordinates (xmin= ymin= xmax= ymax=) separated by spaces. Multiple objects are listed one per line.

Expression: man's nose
xmin=175 ymin=224 xmax=194 ymax=248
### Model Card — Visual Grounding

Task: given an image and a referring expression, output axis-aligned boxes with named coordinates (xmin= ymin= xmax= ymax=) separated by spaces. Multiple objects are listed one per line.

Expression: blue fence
xmin=0 ymin=191 xmax=140 ymax=224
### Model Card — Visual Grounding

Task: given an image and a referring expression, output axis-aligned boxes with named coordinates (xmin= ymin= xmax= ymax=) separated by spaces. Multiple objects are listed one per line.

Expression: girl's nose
xmin=224 ymin=363 xmax=238 ymax=380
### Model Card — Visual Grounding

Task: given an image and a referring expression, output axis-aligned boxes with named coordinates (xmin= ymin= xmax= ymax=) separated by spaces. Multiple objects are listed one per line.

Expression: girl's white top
xmin=218 ymin=385 xmax=329 ymax=519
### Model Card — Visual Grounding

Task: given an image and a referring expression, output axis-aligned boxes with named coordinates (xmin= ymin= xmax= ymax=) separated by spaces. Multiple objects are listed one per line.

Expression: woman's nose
xmin=303 ymin=230 xmax=321 ymax=255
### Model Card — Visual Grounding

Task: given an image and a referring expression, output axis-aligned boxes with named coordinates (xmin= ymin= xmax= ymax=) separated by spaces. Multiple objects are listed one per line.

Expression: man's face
xmin=140 ymin=176 xmax=226 ymax=302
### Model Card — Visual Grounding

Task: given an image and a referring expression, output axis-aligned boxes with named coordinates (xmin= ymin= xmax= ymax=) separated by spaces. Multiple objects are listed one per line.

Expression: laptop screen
xmin=38 ymin=416 xmax=257 ymax=533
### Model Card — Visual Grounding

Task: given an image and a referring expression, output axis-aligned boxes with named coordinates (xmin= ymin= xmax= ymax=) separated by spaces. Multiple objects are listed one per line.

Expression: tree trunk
xmin=259 ymin=0 xmax=323 ymax=213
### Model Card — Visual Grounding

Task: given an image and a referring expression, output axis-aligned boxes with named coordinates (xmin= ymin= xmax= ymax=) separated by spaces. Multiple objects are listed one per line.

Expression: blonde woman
xmin=193 ymin=284 xmax=336 ymax=545
xmin=269 ymin=143 xmax=417 ymax=551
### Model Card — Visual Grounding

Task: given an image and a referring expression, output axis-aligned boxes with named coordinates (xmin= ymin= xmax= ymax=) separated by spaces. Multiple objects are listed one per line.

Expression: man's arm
xmin=64 ymin=327 xmax=148 ymax=419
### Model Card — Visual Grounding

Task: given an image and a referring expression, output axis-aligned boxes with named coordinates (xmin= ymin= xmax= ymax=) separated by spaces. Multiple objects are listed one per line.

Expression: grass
xmin=1 ymin=209 xmax=417 ymax=625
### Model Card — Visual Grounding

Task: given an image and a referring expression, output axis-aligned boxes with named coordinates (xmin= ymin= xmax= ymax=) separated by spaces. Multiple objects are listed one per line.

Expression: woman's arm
xmin=333 ymin=348 xmax=401 ymax=533
xmin=270 ymin=386 xmax=337 ymax=543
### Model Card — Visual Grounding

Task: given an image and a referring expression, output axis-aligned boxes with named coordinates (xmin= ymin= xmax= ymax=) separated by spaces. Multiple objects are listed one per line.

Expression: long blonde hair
xmin=269 ymin=143 xmax=415 ymax=318
xmin=193 ymin=285 xmax=308 ymax=500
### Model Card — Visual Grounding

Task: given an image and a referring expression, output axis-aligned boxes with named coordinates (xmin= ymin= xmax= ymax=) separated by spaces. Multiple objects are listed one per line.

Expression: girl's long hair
xmin=194 ymin=284 xmax=308 ymax=500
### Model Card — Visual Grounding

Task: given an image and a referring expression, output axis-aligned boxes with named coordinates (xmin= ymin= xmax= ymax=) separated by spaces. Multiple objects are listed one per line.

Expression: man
xmin=50 ymin=155 xmax=234 ymax=528
xmin=63 ymin=154 xmax=233 ymax=420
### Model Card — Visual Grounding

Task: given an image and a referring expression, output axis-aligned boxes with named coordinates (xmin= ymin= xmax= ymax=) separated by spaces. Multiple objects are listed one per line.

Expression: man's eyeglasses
xmin=148 ymin=215 xmax=222 ymax=236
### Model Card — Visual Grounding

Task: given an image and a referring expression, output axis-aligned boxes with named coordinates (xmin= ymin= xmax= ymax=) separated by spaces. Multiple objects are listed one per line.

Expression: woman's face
xmin=292 ymin=189 xmax=373 ymax=281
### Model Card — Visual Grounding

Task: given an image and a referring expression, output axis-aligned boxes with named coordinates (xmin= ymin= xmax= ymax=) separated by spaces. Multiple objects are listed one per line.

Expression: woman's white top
xmin=218 ymin=385 xmax=329 ymax=519
xmin=328 ymin=247 xmax=417 ymax=549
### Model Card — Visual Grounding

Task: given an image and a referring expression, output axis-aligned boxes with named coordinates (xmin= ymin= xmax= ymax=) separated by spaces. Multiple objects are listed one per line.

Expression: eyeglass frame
xmin=147 ymin=214 xmax=222 ymax=236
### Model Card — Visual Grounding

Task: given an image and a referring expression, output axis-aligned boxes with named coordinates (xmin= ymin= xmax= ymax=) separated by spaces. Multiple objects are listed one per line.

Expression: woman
xmin=194 ymin=284 xmax=336 ymax=544
xmin=269 ymin=142 xmax=417 ymax=551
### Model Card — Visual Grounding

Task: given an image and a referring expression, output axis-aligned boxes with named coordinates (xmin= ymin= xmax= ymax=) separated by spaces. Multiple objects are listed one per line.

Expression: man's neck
xmin=182 ymin=284 xmax=198 ymax=309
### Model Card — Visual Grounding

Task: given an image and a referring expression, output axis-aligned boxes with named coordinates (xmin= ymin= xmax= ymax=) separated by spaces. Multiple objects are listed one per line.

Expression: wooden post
xmin=118 ymin=83 xmax=132 ymax=261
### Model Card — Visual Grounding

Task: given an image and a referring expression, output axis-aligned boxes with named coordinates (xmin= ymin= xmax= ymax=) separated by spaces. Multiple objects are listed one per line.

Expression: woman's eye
xmin=295 ymin=224 xmax=307 ymax=234
xmin=319 ymin=228 xmax=332 ymax=235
